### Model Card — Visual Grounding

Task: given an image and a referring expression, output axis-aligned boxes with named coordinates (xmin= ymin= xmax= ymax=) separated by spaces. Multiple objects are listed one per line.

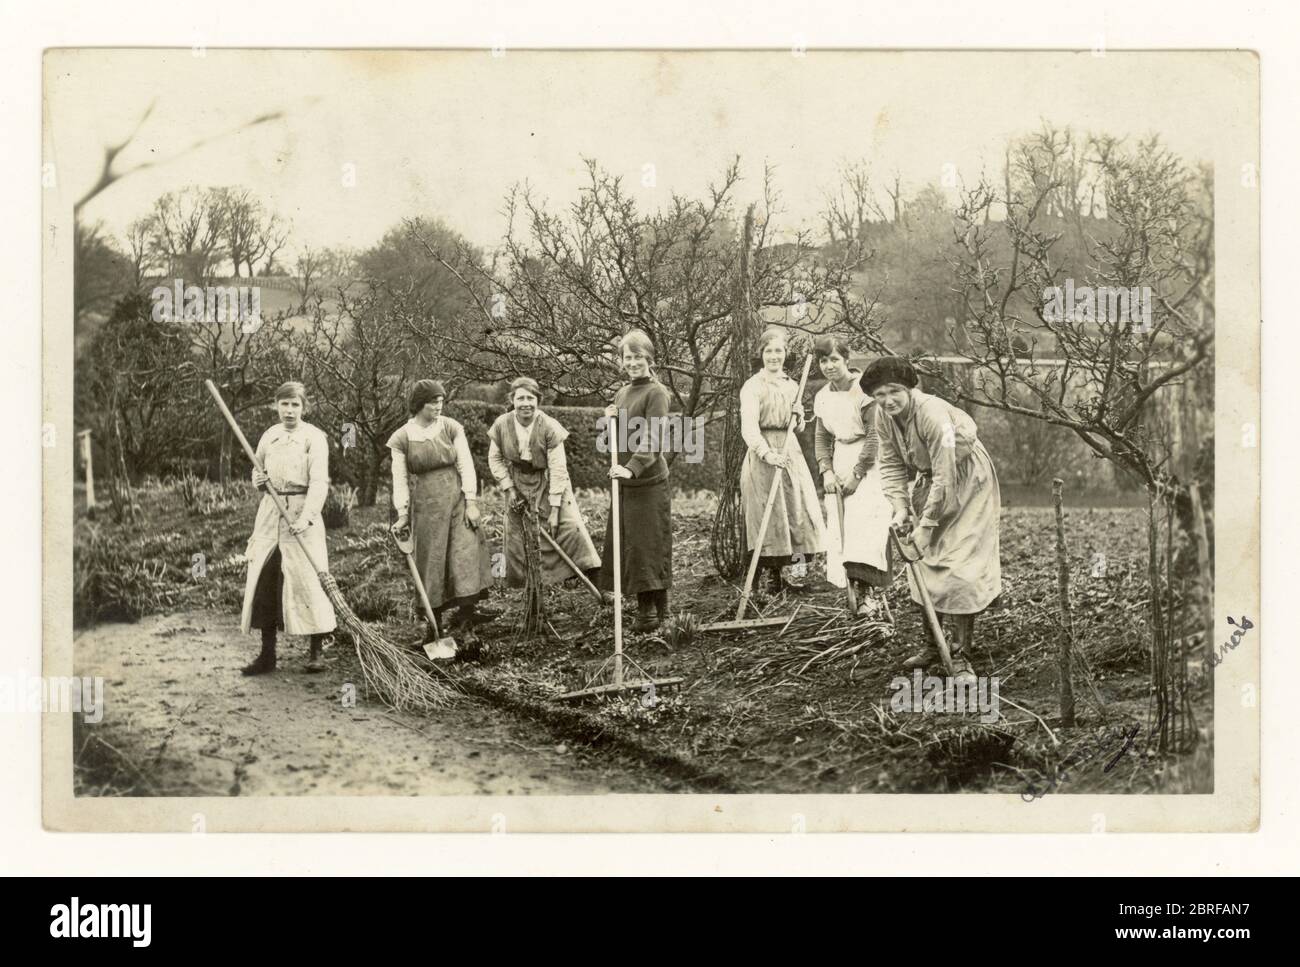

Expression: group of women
xmin=237 ymin=327 xmax=1002 ymax=683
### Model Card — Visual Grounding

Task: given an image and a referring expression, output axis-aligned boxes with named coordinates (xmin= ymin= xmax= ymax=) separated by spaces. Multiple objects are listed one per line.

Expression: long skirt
xmin=410 ymin=465 xmax=494 ymax=610
xmin=502 ymin=467 xmax=600 ymax=587
xmin=240 ymin=492 xmax=336 ymax=636
xmin=597 ymin=479 xmax=672 ymax=595
xmin=824 ymin=442 xmax=893 ymax=588
xmin=906 ymin=445 xmax=1002 ymax=615
xmin=741 ymin=428 xmax=826 ymax=563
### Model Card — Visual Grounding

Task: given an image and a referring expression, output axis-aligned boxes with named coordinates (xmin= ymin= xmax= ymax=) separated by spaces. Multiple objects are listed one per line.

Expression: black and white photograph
xmin=40 ymin=45 xmax=1259 ymax=833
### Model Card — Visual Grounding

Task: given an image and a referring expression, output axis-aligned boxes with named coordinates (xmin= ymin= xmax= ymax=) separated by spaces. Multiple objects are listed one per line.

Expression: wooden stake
xmin=1052 ymin=478 xmax=1076 ymax=728
xmin=1189 ymin=482 xmax=1213 ymax=666
xmin=609 ymin=410 xmax=623 ymax=689
xmin=78 ymin=430 xmax=97 ymax=517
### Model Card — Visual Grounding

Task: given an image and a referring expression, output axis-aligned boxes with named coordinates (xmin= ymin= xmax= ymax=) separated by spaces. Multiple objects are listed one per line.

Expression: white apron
xmin=815 ymin=382 xmax=892 ymax=588
xmin=239 ymin=422 xmax=337 ymax=636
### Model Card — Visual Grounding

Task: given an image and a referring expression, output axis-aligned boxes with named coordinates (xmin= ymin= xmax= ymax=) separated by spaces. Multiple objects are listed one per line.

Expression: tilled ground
xmin=74 ymin=485 xmax=1214 ymax=797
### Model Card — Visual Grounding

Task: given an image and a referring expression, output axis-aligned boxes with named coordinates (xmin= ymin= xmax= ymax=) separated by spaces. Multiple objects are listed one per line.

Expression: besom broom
xmin=205 ymin=380 xmax=457 ymax=711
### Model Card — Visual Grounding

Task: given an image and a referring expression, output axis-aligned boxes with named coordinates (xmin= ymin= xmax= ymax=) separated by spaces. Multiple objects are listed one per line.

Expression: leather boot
xmin=902 ymin=606 xmax=941 ymax=670
xmin=633 ymin=592 xmax=661 ymax=632
xmin=306 ymin=633 xmax=327 ymax=673
xmin=242 ymin=628 xmax=277 ymax=676
xmin=948 ymin=614 xmax=977 ymax=682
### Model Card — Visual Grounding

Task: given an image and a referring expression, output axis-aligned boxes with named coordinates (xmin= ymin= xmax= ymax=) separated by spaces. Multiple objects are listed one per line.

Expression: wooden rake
xmin=557 ymin=409 xmax=683 ymax=701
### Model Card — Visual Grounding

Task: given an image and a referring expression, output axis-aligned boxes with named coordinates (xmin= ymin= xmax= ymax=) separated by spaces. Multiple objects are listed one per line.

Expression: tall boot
xmin=948 ymin=614 xmax=977 ymax=681
xmin=242 ymin=626 xmax=277 ymax=676
xmin=633 ymin=592 xmax=661 ymax=632
xmin=762 ymin=566 xmax=784 ymax=598
xmin=902 ymin=605 xmax=942 ymax=670
xmin=654 ymin=589 xmax=669 ymax=623
xmin=306 ymin=633 xmax=328 ymax=673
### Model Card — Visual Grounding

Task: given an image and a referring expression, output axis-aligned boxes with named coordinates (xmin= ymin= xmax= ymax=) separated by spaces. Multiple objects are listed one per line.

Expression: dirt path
xmin=74 ymin=612 xmax=667 ymax=797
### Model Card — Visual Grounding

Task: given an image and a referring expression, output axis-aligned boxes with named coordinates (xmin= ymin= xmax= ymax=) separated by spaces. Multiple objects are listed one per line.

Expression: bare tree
xmin=414 ymin=158 xmax=855 ymax=416
xmin=936 ymin=128 xmax=1212 ymax=501
xmin=122 ymin=217 xmax=159 ymax=290
xmin=149 ymin=187 xmax=228 ymax=283
xmin=292 ymin=282 xmax=427 ymax=506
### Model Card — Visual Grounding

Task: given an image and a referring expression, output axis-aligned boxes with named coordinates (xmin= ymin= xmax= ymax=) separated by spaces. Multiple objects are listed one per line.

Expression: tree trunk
xmin=218 ymin=428 xmax=233 ymax=485
xmin=361 ymin=447 xmax=383 ymax=507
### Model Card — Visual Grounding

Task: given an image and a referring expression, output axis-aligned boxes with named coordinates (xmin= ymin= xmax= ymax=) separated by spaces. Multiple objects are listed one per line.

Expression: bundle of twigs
xmin=516 ymin=501 xmax=546 ymax=638
xmin=710 ymin=205 xmax=760 ymax=579
xmin=205 ymin=380 xmax=456 ymax=712
xmin=735 ymin=606 xmax=897 ymax=679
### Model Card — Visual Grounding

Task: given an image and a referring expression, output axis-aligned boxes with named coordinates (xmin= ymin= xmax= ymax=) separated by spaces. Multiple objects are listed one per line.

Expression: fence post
xmin=78 ymin=429 xmax=96 ymax=518
xmin=1052 ymin=478 xmax=1076 ymax=727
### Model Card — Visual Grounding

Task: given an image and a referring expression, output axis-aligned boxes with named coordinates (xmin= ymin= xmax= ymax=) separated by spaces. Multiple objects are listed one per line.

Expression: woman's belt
xmin=272 ymin=485 xmax=309 ymax=496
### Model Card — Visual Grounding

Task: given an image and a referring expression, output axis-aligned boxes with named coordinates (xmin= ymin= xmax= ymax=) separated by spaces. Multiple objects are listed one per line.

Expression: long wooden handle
xmin=403 ymin=552 xmax=442 ymax=634
xmin=204 ymin=379 xmax=324 ymax=574
xmin=889 ymin=525 xmax=953 ymax=674
xmin=538 ymin=526 xmax=603 ymax=601
xmin=734 ymin=353 xmax=814 ymax=621
xmin=835 ymin=490 xmax=858 ymax=612
xmin=609 ymin=410 xmax=622 ymax=681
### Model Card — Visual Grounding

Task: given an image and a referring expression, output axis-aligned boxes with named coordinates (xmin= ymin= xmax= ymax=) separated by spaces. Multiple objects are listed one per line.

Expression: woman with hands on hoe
xmin=387 ymin=379 xmax=496 ymax=645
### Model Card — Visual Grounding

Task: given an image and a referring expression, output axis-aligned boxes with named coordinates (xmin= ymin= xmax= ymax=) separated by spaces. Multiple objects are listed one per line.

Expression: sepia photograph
xmin=40 ymin=46 xmax=1259 ymax=832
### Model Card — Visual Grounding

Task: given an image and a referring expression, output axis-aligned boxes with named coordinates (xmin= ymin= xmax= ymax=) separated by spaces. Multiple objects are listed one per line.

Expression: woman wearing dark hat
xmin=861 ymin=356 xmax=1002 ymax=678
xmin=387 ymin=379 xmax=494 ymax=639
xmin=487 ymin=375 xmax=602 ymax=594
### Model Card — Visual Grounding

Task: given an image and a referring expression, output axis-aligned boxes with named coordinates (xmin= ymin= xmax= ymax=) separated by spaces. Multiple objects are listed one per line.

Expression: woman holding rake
xmin=597 ymin=329 xmax=673 ymax=632
xmin=739 ymin=327 xmax=826 ymax=597
xmin=487 ymin=376 xmax=602 ymax=603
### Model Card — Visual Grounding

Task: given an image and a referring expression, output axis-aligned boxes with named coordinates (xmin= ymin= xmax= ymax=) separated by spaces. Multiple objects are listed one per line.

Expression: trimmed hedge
xmin=443 ymin=400 xmax=728 ymax=493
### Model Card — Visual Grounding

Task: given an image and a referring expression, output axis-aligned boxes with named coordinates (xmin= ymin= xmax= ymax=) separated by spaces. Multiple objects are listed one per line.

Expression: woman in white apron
xmin=239 ymin=381 xmax=337 ymax=675
xmin=812 ymin=335 xmax=893 ymax=617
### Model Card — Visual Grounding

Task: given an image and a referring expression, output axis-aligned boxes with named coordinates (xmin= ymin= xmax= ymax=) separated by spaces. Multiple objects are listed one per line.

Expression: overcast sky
xmin=46 ymin=49 xmax=1243 ymax=261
